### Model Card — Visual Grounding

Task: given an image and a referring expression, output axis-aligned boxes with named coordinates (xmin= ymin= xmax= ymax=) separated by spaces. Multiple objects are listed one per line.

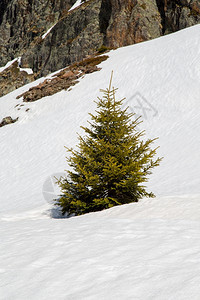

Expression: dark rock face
xmin=0 ymin=0 xmax=199 ymax=94
xmin=105 ymin=0 xmax=162 ymax=48
xmin=156 ymin=0 xmax=200 ymax=34
xmin=22 ymin=0 xmax=105 ymax=76
xmin=21 ymin=0 xmax=163 ymax=76
xmin=0 ymin=0 xmax=76 ymax=66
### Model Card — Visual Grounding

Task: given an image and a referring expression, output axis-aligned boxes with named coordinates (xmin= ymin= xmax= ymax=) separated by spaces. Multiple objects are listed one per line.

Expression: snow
xmin=0 ymin=24 xmax=200 ymax=299
xmin=19 ymin=67 xmax=33 ymax=74
xmin=42 ymin=24 xmax=56 ymax=39
xmin=69 ymin=0 xmax=88 ymax=12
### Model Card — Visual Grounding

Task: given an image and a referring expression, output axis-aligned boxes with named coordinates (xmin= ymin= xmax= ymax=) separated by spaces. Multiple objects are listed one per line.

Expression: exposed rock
xmin=21 ymin=0 xmax=105 ymax=76
xmin=156 ymin=0 xmax=200 ymax=34
xmin=105 ymin=0 xmax=162 ymax=47
xmin=0 ymin=0 xmax=77 ymax=66
xmin=0 ymin=116 xmax=18 ymax=128
xmin=20 ymin=0 xmax=163 ymax=76
xmin=19 ymin=0 xmax=200 ymax=76
xmin=16 ymin=55 xmax=108 ymax=102
xmin=0 ymin=61 xmax=34 ymax=97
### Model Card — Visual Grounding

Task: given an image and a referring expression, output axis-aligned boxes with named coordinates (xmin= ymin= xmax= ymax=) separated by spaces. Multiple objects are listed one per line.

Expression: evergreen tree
xmin=56 ymin=75 xmax=162 ymax=216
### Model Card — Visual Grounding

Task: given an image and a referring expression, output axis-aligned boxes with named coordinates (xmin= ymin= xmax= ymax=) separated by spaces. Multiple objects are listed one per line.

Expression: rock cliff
xmin=156 ymin=0 xmax=200 ymax=34
xmin=0 ymin=0 xmax=76 ymax=66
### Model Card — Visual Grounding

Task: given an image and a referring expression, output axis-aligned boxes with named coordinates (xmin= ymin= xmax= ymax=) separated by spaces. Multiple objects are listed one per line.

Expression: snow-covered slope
xmin=0 ymin=25 xmax=200 ymax=299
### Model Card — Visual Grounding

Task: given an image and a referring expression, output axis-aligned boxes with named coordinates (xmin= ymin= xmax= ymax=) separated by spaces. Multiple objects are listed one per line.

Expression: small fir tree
xmin=56 ymin=75 xmax=162 ymax=216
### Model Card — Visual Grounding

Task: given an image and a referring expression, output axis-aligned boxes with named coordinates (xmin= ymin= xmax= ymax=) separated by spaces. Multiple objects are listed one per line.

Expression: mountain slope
xmin=1 ymin=24 xmax=200 ymax=213
xmin=0 ymin=0 xmax=200 ymax=97
xmin=0 ymin=25 xmax=200 ymax=299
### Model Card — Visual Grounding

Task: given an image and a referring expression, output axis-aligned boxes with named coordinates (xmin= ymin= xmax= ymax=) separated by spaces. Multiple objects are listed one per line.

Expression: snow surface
xmin=69 ymin=0 xmax=88 ymax=11
xmin=0 ymin=25 xmax=200 ymax=299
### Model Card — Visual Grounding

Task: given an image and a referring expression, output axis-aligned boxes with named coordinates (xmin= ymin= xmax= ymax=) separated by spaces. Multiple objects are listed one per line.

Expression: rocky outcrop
xmin=16 ymin=54 xmax=108 ymax=102
xmin=105 ymin=0 xmax=162 ymax=47
xmin=0 ymin=116 xmax=18 ymax=128
xmin=156 ymin=0 xmax=200 ymax=34
xmin=0 ymin=0 xmax=76 ymax=66
xmin=0 ymin=61 xmax=34 ymax=97
xmin=21 ymin=0 xmax=106 ymax=76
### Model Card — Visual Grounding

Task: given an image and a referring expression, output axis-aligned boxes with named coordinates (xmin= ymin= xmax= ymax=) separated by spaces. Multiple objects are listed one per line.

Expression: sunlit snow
xmin=0 ymin=25 xmax=200 ymax=299
xmin=42 ymin=25 xmax=56 ymax=39
xmin=69 ymin=0 xmax=88 ymax=12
